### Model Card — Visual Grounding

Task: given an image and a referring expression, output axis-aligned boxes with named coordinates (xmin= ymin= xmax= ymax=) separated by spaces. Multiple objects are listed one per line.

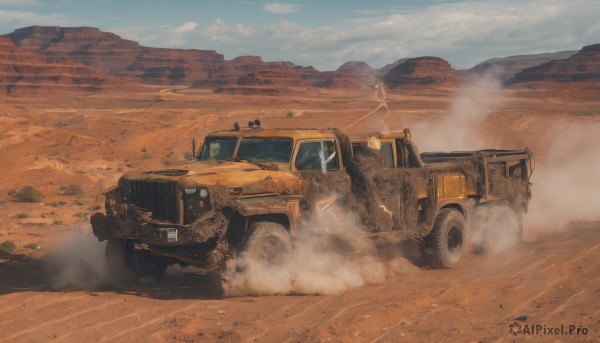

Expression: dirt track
xmin=0 ymin=222 xmax=598 ymax=342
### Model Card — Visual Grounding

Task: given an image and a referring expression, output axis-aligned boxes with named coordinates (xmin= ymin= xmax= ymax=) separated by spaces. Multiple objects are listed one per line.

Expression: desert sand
xmin=0 ymin=82 xmax=599 ymax=342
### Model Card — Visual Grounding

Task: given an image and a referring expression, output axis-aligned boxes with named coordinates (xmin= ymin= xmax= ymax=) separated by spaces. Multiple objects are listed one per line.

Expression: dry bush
xmin=1 ymin=240 xmax=16 ymax=253
xmin=24 ymin=243 xmax=40 ymax=250
xmin=60 ymin=184 xmax=84 ymax=197
xmin=9 ymin=186 xmax=43 ymax=203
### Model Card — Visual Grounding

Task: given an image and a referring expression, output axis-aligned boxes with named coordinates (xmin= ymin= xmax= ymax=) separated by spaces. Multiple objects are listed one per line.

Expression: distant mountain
xmin=507 ymin=44 xmax=600 ymax=84
xmin=466 ymin=51 xmax=577 ymax=82
xmin=5 ymin=26 xmax=225 ymax=86
xmin=2 ymin=25 xmax=598 ymax=94
xmin=3 ymin=26 xmax=377 ymax=91
xmin=0 ymin=36 xmax=111 ymax=94
xmin=377 ymin=58 xmax=409 ymax=77
xmin=383 ymin=57 xmax=464 ymax=88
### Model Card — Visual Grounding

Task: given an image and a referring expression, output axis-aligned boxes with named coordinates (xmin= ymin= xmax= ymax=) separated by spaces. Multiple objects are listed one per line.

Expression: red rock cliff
xmin=508 ymin=44 xmax=600 ymax=84
xmin=0 ymin=36 xmax=110 ymax=94
xmin=383 ymin=57 xmax=463 ymax=88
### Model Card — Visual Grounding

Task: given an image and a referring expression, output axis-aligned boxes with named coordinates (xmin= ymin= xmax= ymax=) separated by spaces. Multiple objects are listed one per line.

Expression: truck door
xmin=294 ymin=138 xmax=351 ymax=206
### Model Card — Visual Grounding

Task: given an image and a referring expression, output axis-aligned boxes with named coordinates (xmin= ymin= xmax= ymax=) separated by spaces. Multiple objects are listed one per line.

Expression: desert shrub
xmin=0 ymin=240 xmax=16 ymax=253
xmin=60 ymin=184 xmax=84 ymax=197
xmin=73 ymin=212 xmax=88 ymax=219
xmin=16 ymin=213 xmax=28 ymax=219
xmin=11 ymin=186 xmax=43 ymax=203
xmin=52 ymin=220 xmax=63 ymax=225
xmin=24 ymin=243 xmax=39 ymax=250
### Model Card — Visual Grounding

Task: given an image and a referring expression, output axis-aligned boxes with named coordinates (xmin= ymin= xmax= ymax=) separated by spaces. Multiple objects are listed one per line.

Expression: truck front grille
xmin=128 ymin=180 xmax=179 ymax=223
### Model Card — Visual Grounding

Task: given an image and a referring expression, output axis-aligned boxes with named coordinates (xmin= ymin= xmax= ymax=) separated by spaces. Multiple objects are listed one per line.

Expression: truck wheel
xmin=420 ymin=208 xmax=466 ymax=269
xmin=106 ymin=239 xmax=167 ymax=282
xmin=105 ymin=238 xmax=135 ymax=283
xmin=130 ymin=249 xmax=168 ymax=280
xmin=481 ymin=204 xmax=522 ymax=253
xmin=244 ymin=221 xmax=292 ymax=266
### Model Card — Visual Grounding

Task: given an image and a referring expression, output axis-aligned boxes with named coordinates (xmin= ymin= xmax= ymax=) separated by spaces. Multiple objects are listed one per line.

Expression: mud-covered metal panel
xmin=437 ymin=173 xmax=466 ymax=199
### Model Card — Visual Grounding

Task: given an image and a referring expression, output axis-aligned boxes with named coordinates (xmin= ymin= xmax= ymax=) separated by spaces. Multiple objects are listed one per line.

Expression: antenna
xmin=191 ymin=138 xmax=196 ymax=159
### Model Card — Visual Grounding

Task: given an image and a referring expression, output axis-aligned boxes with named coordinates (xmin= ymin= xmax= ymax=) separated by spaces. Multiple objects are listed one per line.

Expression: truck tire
xmin=105 ymin=238 xmax=135 ymax=283
xmin=244 ymin=221 xmax=292 ymax=266
xmin=130 ymin=249 xmax=168 ymax=280
xmin=420 ymin=208 xmax=466 ymax=269
xmin=106 ymin=239 xmax=167 ymax=282
xmin=480 ymin=204 xmax=522 ymax=253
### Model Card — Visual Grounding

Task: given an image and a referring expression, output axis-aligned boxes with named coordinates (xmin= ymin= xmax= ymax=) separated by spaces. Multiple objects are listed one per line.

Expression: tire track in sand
xmin=99 ymin=302 xmax=200 ymax=342
xmin=5 ymin=298 xmax=123 ymax=341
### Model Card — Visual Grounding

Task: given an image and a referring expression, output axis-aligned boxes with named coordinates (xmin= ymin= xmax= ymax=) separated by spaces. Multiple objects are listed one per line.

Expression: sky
xmin=0 ymin=0 xmax=599 ymax=71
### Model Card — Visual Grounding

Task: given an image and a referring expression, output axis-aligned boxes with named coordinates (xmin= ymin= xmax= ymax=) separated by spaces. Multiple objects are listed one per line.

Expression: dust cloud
xmin=222 ymin=202 xmax=387 ymax=296
xmin=45 ymin=232 xmax=111 ymax=290
xmin=409 ymin=71 xmax=505 ymax=151
xmin=406 ymin=71 xmax=599 ymax=243
xmin=525 ymin=123 xmax=600 ymax=231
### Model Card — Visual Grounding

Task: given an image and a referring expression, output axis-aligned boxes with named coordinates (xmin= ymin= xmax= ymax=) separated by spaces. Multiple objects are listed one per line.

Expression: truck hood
xmin=121 ymin=160 xmax=301 ymax=195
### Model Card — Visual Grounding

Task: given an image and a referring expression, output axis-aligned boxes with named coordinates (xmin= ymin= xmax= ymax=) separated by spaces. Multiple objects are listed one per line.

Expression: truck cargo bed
xmin=420 ymin=149 xmax=530 ymax=164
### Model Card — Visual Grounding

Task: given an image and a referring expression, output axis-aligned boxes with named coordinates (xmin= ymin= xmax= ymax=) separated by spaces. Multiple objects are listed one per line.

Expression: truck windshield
xmin=237 ymin=138 xmax=293 ymax=162
xmin=199 ymin=137 xmax=237 ymax=161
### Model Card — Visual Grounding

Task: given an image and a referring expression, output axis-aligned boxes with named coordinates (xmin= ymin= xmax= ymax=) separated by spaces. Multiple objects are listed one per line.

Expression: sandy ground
xmin=0 ymin=83 xmax=599 ymax=342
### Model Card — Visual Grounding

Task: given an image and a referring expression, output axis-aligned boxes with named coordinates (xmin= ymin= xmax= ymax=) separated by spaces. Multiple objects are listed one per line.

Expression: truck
xmin=91 ymin=123 xmax=532 ymax=281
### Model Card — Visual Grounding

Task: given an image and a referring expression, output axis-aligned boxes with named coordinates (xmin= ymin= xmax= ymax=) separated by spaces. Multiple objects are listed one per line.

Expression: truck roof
xmin=206 ymin=128 xmax=340 ymax=140
xmin=350 ymin=131 xmax=411 ymax=141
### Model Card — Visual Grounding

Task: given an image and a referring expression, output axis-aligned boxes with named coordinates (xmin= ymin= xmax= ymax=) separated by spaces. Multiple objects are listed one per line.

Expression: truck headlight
xmin=199 ymin=188 xmax=208 ymax=198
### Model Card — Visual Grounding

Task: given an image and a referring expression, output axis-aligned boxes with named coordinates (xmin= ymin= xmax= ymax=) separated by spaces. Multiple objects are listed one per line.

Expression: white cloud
xmin=263 ymin=3 xmax=299 ymax=14
xmin=246 ymin=0 xmax=600 ymax=70
xmin=0 ymin=0 xmax=41 ymax=5
xmin=0 ymin=10 xmax=86 ymax=30
xmin=110 ymin=24 xmax=170 ymax=46
xmin=355 ymin=9 xmax=385 ymax=16
xmin=174 ymin=21 xmax=197 ymax=34
xmin=201 ymin=18 xmax=254 ymax=44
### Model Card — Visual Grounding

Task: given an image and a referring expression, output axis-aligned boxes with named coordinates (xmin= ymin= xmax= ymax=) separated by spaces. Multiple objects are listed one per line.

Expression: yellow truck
xmin=91 ymin=124 xmax=532 ymax=280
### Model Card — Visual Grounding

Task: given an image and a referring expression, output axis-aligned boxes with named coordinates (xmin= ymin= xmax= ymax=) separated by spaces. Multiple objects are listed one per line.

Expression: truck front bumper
xmin=90 ymin=205 xmax=228 ymax=245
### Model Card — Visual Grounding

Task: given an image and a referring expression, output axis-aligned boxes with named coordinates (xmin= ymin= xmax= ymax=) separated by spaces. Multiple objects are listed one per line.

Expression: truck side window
xmin=381 ymin=142 xmax=394 ymax=168
xmin=295 ymin=140 xmax=339 ymax=171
